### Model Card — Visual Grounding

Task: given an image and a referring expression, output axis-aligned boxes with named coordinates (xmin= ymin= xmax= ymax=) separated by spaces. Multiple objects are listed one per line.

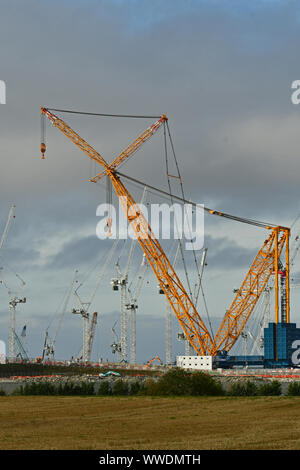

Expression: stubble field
xmin=0 ymin=396 xmax=300 ymax=450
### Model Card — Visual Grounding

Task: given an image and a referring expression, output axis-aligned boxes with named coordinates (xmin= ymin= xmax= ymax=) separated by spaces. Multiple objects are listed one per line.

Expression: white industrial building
xmin=176 ymin=355 xmax=213 ymax=370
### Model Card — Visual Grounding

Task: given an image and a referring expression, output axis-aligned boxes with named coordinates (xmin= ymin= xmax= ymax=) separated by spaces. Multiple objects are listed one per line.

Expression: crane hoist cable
xmin=114 ymin=170 xmax=283 ymax=230
xmin=41 ymin=106 xmax=282 ymax=229
xmin=165 ymin=121 xmax=204 ymax=302
xmin=46 ymin=108 xmax=161 ymax=119
xmin=163 ymin=122 xmax=193 ymax=300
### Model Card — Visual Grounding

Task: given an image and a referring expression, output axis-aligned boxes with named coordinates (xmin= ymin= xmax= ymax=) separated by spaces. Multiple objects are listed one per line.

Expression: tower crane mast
xmin=86 ymin=312 xmax=98 ymax=363
xmin=127 ymin=253 xmax=149 ymax=364
xmin=73 ymin=238 xmax=119 ymax=362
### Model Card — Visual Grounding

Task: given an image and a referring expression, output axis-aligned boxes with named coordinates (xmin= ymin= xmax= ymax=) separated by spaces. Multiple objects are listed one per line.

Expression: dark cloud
xmin=205 ymin=234 xmax=257 ymax=269
xmin=1 ymin=0 xmax=300 ymax=361
xmin=48 ymin=235 xmax=121 ymax=270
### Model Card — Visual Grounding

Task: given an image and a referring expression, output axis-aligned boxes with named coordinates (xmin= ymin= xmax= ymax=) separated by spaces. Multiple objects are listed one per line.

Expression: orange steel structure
xmin=40 ymin=107 xmax=290 ymax=356
xmin=147 ymin=355 xmax=163 ymax=366
xmin=210 ymin=228 xmax=289 ymax=355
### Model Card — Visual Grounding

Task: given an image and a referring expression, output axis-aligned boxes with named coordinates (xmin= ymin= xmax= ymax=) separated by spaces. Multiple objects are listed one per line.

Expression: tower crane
xmin=112 ymin=258 xmax=130 ymax=362
xmin=41 ymin=107 xmax=291 ymax=358
xmin=0 ymin=274 xmax=26 ymax=361
xmin=86 ymin=312 xmax=98 ymax=363
xmin=110 ymin=320 xmax=122 ymax=357
xmin=127 ymin=253 xmax=149 ymax=364
xmin=14 ymin=329 xmax=29 ymax=361
xmin=112 ymin=187 xmax=148 ymax=363
xmin=73 ymin=238 xmax=119 ymax=362
xmin=42 ymin=270 xmax=78 ymax=361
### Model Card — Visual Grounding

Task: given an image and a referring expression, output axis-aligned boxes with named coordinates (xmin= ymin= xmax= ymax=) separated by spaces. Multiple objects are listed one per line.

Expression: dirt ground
xmin=0 ymin=395 xmax=300 ymax=450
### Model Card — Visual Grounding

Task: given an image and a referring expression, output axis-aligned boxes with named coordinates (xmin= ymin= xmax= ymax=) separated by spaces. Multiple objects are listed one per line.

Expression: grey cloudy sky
xmin=1 ymin=0 xmax=300 ymax=362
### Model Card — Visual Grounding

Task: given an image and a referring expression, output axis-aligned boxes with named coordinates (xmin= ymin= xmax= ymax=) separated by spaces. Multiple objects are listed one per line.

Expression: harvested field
xmin=0 ymin=396 xmax=300 ymax=449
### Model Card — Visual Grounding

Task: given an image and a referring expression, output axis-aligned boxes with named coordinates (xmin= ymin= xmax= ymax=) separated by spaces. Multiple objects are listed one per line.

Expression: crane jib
xmin=40 ymin=106 xmax=291 ymax=356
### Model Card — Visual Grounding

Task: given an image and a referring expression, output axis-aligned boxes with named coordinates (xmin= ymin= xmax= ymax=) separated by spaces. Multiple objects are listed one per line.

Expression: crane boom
xmin=41 ymin=109 xmax=213 ymax=355
xmin=41 ymin=108 xmax=109 ymax=167
xmin=90 ymin=116 xmax=167 ymax=183
xmin=109 ymin=171 xmax=214 ymax=354
xmin=41 ymin=107 xmax=291 ymax=356
xmin=211 ymin=229 xmax=287 ymax=354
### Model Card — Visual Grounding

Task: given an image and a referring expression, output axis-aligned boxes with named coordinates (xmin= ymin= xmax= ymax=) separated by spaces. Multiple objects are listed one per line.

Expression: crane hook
xmin=41 ymin=143 xmax=46 ymax=159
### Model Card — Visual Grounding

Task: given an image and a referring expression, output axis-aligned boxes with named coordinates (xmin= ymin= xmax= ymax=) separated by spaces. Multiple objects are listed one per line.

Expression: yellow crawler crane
xmin=40 ymin=107 xmax=290 ymax=358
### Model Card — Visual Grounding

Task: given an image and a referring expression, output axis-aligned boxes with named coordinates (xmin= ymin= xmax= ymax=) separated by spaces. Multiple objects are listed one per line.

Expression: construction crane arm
xmin=108 ymin=171 xmax=214 ymax=354
xmin=42 ymin=107 xmax=291 ymax=357
xmin=89 ymin=116 xmax=167 ymax=183
xmin=211 ymin=229 xmax=287 ymax=354
xmin=42 ymin=109 xmax=214 ymax=355
xmin=41 ymin=107 xmax=167 ymax=182
xmin=41 ymin=108 xmax=109 ymax=167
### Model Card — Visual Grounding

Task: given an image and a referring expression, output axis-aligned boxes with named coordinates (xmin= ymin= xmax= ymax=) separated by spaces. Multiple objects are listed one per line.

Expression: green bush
xmin=153 ymin=368 xmax=191 ymax=396
xmin=141 ymin=369 xmax=224 ymax=397
xmin=228 ymin=381 xmax=258 ymax=396
xmin=188 ymin=372 xmax=224 ymax=396
xmin=22 ymin=382 xmax=57 ymax=395
xmin=142 ymin=379 xmax=161 ymax=396
xmin=58 ymin=382 xmax=95 ymax=396
xmin=98 ymin=381 xmax=112 ymax=396
xmin=0 ymin=389 xmax=6 ymax=396
xmin=287 ymin=382 xmax=300 ymax=396
xmin=113 ymin=379 xmax=129 ymax=396
xmin=258 ymin=380 xmax=282 ymax=396
xmin=130 ymin=381 xmax=142 ymax=395
xmin=19 ymin=381 xmax=95 ymax=396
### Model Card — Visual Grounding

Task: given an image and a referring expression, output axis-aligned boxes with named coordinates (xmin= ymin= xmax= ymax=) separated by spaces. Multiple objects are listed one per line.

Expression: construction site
xmin=0 ymin=103 xmax=300 ymax=392
xmin=3 ymin=0 xmax=300 ymax=455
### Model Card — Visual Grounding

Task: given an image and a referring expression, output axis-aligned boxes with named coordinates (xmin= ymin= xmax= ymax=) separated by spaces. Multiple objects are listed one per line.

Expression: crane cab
xmin=111 ymin=279 xmax=119 ymax=291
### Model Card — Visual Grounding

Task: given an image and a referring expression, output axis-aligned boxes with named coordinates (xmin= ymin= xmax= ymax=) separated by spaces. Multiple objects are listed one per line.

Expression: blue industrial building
xmin=264 ymin=322 xmax=300 ymax=363
xmin=213 ymin=322 xmax=300 ymax=368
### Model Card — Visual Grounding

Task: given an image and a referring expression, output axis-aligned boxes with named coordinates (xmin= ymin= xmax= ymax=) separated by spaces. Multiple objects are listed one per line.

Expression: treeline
xmin=2 ymin=369 xmax=300 ymax=397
